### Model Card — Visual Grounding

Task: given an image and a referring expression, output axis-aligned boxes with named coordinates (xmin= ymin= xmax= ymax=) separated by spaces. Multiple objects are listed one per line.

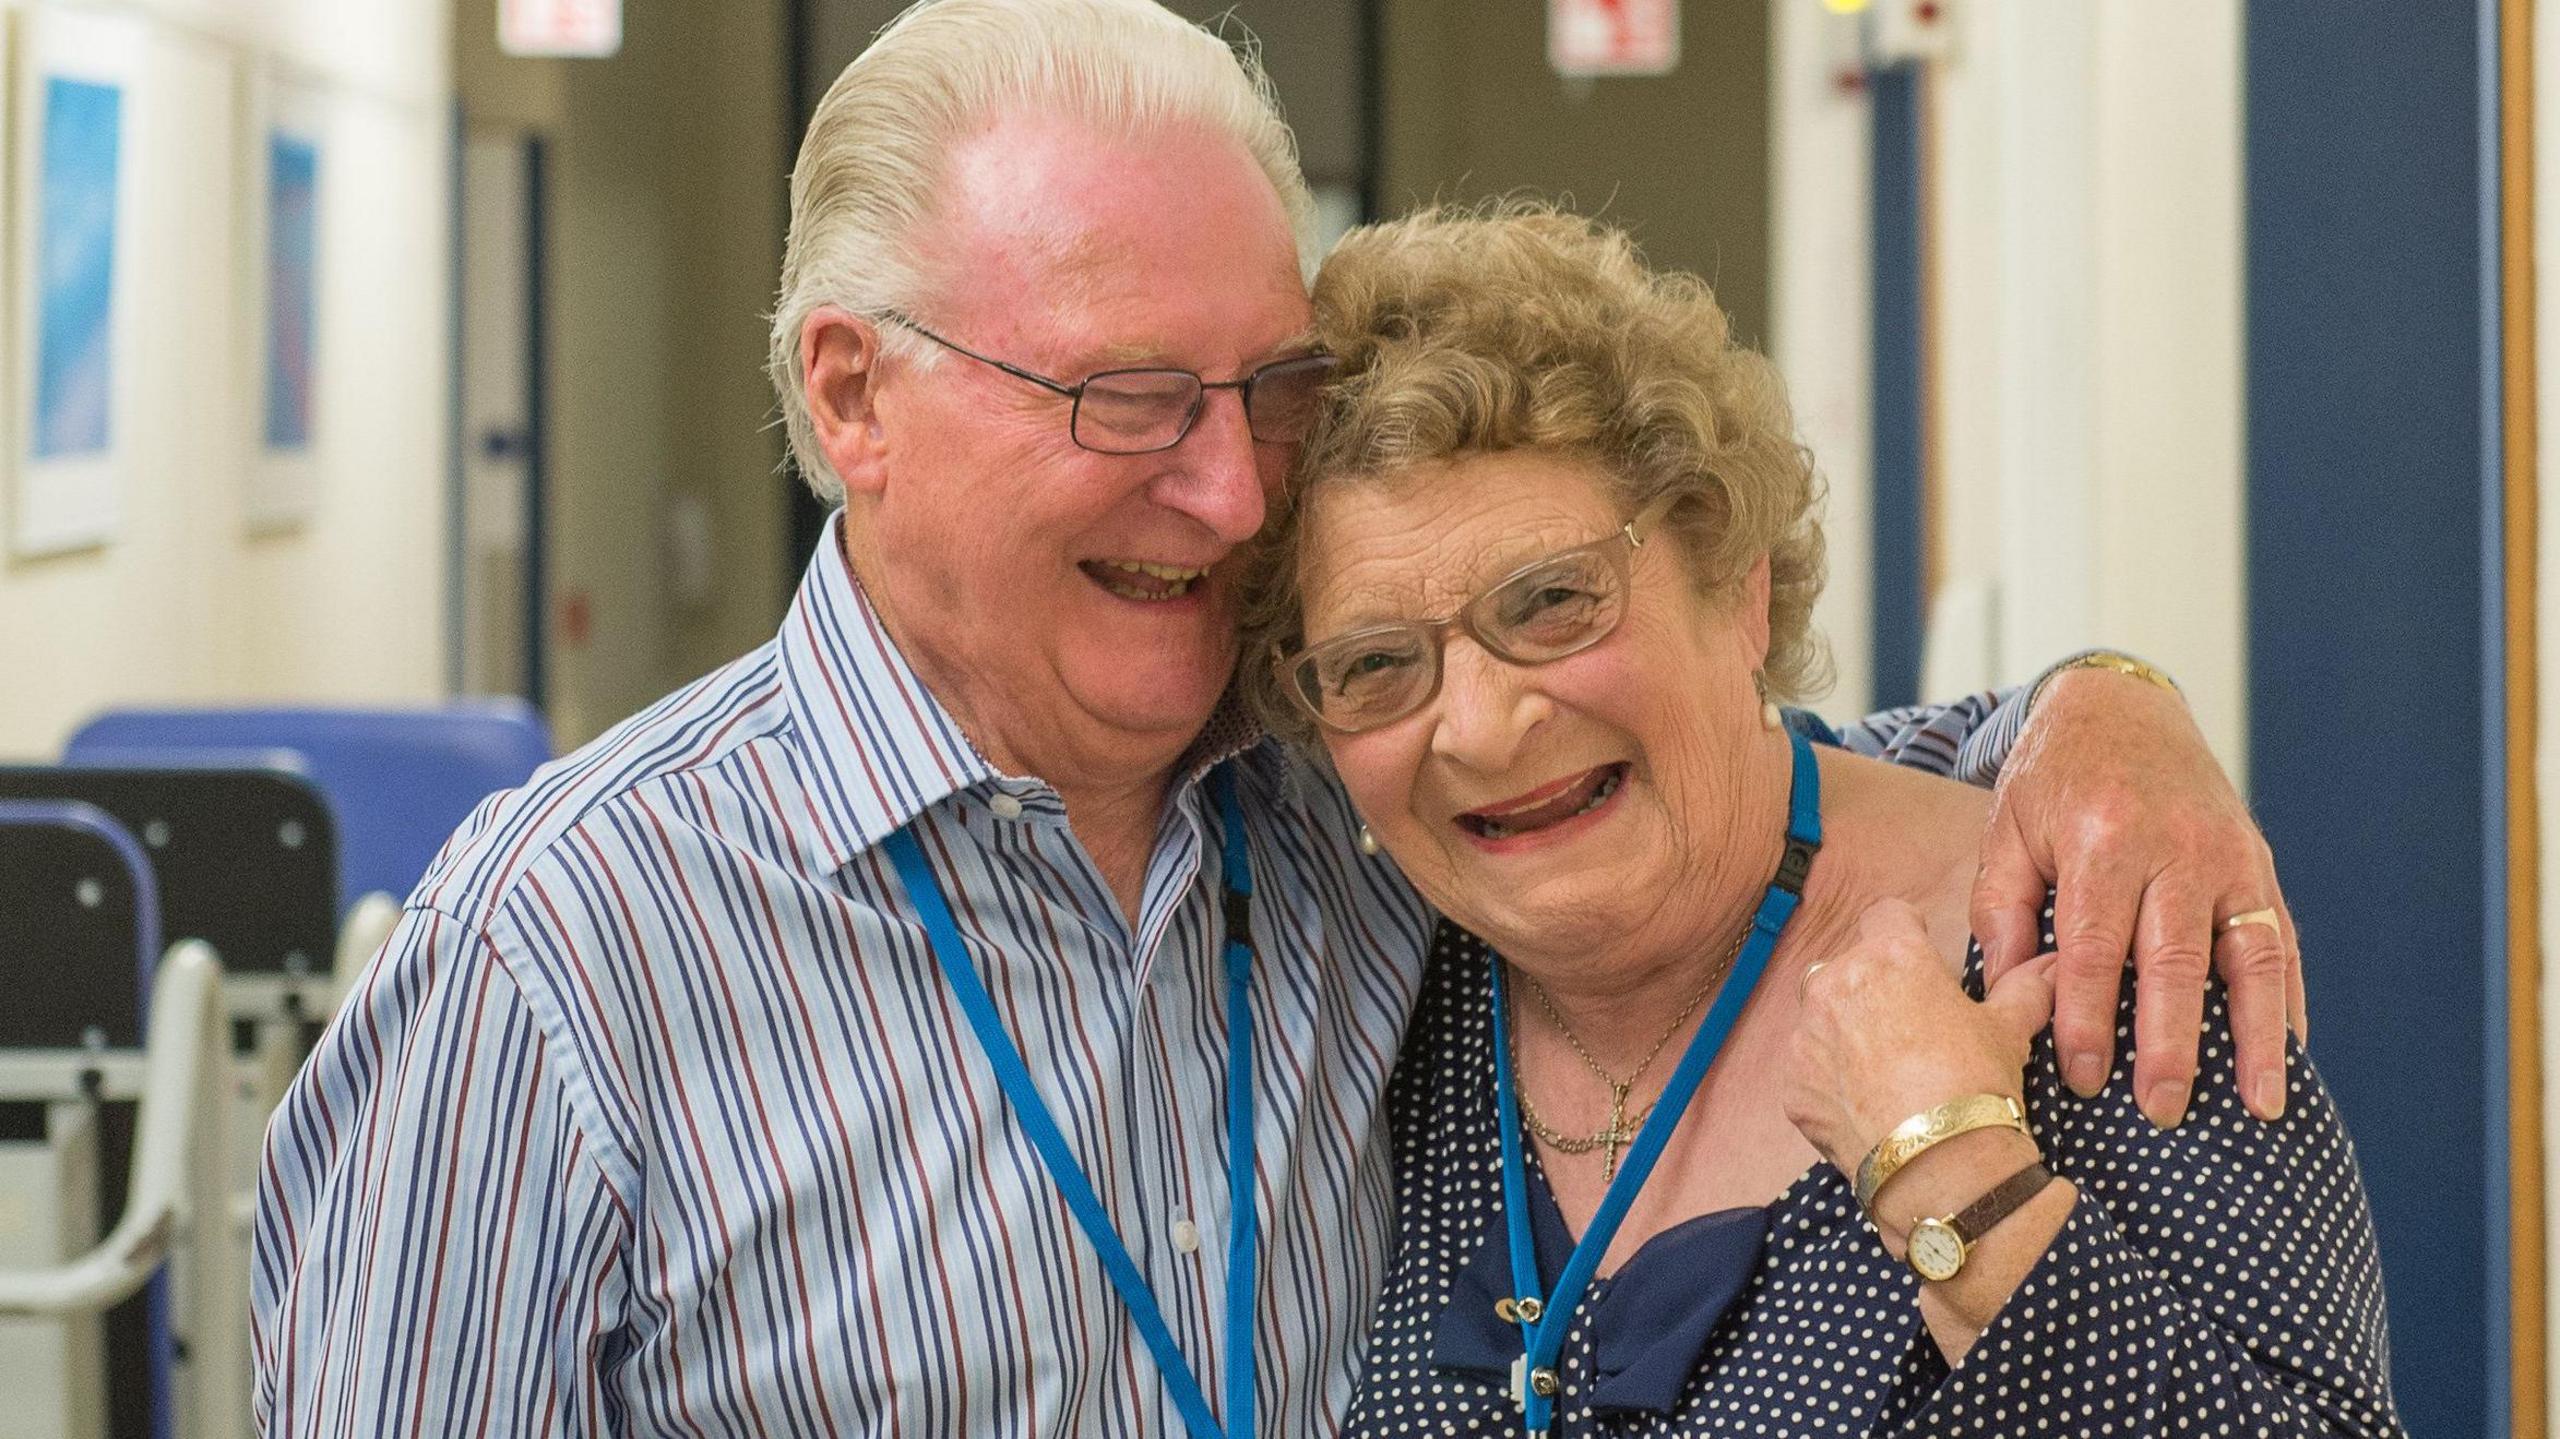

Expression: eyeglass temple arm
xmin=884 ymin=313 xmax=1082 ymax=399
xmin=1624 ymin=492 xmax=1683 ymax=545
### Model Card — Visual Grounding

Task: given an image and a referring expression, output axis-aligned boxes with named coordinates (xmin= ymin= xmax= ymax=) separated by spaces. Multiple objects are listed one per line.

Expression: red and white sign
xmin=1549 ymin=0 xmax=1680 ymax=79
xmin=499 ymin=0 xmax=621 ymax=59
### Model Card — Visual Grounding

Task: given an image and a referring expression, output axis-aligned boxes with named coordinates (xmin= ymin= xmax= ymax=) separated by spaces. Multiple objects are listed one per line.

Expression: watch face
xmin=1910 ymin=1220 xmax=1965 ymax=1282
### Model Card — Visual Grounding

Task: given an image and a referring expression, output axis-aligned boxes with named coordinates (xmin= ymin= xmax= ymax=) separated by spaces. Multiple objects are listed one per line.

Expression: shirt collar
xmin=777 ymin=510 xmax=1274 ymax=870
xmin=778 ymin=512 xmax=1002 ymax=870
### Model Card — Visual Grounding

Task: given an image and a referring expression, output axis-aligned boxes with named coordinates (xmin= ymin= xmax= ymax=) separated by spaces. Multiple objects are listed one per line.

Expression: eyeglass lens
xmin=1292 ymin=547 xmax=1629 ymax=732
xmin=1071 ymin=355 xmax=1337 ymax=454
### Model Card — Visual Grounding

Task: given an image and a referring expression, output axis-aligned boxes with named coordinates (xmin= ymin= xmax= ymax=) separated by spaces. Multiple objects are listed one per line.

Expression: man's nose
xmin=1429 ymin=640 xmax=1548 ymax=775
xmin=1150 ymin=388 xmax=1269 ymax=545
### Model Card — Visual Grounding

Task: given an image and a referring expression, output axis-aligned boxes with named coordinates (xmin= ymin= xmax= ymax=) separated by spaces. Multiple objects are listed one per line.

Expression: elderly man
xmin=252 ymin=1 xmax=2299 ymax=1433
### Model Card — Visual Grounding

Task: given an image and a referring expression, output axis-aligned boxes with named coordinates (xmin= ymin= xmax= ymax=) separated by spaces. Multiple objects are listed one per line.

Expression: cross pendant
xmin=1598 ymin=1085 xmax=1637 ymax=1181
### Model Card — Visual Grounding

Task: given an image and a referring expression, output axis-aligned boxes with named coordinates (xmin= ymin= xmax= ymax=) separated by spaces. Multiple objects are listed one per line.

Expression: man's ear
xmin=802 ymin=306 xmax=892 ymax=498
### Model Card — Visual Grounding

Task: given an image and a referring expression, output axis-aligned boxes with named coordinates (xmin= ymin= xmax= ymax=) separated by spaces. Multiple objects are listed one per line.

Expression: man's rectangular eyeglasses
xmin=1273 ymin=493 xmax=1683 ymax=734
xmin=881 ymin=313 xmax=1341 ymax=456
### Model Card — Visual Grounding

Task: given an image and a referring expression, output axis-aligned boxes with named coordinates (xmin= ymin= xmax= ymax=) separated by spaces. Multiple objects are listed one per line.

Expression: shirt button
xmin=989 ymin=793 xmax=1025 ymax=820
xmin=1169 ymin=1218 xmax=1201 ymax=1254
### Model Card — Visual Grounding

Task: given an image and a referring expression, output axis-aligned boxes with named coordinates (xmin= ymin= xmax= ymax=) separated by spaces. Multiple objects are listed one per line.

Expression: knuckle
xmin=2134 ymin=1043 xmax=2199 ymax=1081
xmin=2163 ymin=825 xmax=2225 ymax=867
xmin=2055 ymin=925 xmax=2131 ymax=970
xmin=2215 ymin=932 xmax=2289 ymax=983
xmin=2048 ymin=1005 xmax=2114 ymax=1051
xmin=1974 ymin=830 xmax=2034 ymax=882
xmin=2069 ymin=804 xmax=2136 ymax=854
xmin=2139 ymin=939 xmax=2211 ymax=983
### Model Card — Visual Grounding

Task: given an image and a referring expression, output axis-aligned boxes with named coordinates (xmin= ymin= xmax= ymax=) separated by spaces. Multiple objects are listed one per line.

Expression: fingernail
xmin=2250 ymin=1067 xmax=2287 ymax=1121
xmin=2143 ymin=1079 xmax=2190 ymax=1129
xmin=2064 ymin=1051 xmax=2106 ymax=1095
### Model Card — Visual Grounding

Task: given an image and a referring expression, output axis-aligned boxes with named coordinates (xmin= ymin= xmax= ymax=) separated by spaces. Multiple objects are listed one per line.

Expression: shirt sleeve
xmin=251 ymin=904 xmax=633 ymax=1438
xmin=1895 ymin=977 xmax=2404 ymax=1436
xmin=1830 ymin=688 xmax=2027 ymax=788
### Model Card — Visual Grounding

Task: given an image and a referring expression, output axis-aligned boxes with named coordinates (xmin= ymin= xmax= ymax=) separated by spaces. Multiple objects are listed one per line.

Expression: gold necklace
xmin=1508 ymin=927 xmax=1747 ymax=1181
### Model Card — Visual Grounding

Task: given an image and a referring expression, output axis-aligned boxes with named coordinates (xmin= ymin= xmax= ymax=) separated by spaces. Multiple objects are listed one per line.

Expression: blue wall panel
xmin=2245 ymin=3 xmax=2496 ymax=1434
xmin=1869 ymin=63 xmax=1924 ymax=712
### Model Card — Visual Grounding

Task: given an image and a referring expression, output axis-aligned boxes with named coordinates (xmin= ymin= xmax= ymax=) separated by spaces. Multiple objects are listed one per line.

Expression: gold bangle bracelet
xmin=1852 ymin=1094 xmax=2031 ymax=1214
xmin=2026 ymin=650 xmax=2181 ymax=714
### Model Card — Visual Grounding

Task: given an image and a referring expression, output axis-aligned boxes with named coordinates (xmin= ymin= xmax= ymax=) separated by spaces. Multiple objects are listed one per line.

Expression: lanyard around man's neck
xmin=882 ymin=762 xmax=1261 ymax=1439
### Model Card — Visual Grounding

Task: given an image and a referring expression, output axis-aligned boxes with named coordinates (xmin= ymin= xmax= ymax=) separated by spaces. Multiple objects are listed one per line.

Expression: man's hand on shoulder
xmin=1970 ymin=663 xmax=2303 ymax=1130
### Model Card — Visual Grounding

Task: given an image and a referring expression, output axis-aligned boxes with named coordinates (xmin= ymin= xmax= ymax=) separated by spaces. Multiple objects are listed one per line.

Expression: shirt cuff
xmin=1950 ymin=685 xmax=2030 ymax=788
xmin=1900 ymin=1195 xmax=2169 ymax=1432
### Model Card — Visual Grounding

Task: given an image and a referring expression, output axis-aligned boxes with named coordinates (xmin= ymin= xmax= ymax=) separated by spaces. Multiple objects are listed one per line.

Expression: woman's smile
xmin=1451 ymin=761 xmax=1630 ymax=848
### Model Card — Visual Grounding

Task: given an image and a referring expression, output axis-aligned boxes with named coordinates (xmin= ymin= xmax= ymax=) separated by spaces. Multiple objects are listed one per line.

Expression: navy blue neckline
xmin=1431 ymin=1152 xmax=1774 ymax=1416
xmin=1429 ymin=878 xmax=1989 ymax=1420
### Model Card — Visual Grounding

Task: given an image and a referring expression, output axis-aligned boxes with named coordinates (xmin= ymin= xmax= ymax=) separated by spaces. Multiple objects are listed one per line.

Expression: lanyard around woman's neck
xmin=882 ymin=762 xmax=1261 ymax=1439
xmin=1489 ymin=727 xmax=1822 ymax=1438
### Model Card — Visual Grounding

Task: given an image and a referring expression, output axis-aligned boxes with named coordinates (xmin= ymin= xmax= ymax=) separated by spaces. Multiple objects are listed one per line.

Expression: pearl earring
xmin=1753 ymin=670 xmax=1782 ymax=731
xmin=1357 ymin=824 xmax=1381 ymax=856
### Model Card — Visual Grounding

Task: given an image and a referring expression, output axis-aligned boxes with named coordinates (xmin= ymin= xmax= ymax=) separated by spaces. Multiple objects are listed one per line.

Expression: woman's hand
xmin=1787 ymin=898 xmax=2078 ymax=1364
xmin=1783 ymin=898 xmax=2057 ymax=1181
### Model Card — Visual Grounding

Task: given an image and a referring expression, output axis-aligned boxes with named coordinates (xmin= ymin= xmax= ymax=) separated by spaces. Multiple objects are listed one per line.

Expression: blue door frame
xmin=2246 ymin=2 xmax=2509 ymax=1433
xmin=1869 ymin=61 xmax=1925 ymax=713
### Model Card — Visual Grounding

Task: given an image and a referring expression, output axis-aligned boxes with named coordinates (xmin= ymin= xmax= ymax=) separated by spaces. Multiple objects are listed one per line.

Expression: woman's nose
xmin=1428 ymin=640 xmax=1548 ymax=774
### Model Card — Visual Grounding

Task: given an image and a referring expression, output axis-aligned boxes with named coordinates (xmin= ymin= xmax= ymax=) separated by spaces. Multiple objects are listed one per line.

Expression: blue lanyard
xmin=1489 ymin=728 xmax=1822 ymax=1438
xmin=882 ymin=763 xmax=1260 ymax=1439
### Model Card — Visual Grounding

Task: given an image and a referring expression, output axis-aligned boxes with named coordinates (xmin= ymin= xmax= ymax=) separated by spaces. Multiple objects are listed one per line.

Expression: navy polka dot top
xmin=1342 ymin=902 xmax=2407 ymax=1437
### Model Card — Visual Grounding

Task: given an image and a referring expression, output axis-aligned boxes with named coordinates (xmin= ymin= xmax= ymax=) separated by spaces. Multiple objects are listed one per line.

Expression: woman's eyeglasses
xmin=1274 ymin=493 xmax=1681 ymax=734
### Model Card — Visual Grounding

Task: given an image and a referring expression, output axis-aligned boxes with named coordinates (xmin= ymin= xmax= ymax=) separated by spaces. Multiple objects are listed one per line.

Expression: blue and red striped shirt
xmin=251 ymin=516 xmax=2016 ymax=1436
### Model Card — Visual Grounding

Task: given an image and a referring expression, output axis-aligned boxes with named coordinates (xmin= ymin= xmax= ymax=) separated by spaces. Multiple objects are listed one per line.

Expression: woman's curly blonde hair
xmin=1239 ymin=203 xmax=1831 ymax=744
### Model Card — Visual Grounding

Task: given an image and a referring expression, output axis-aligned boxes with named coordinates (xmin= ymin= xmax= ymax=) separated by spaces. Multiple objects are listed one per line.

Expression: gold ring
xmin=2219 ymin=907 xmax=2281 ymax=935
xmin=1797 ymin=960 xmax=1830 ymax=1001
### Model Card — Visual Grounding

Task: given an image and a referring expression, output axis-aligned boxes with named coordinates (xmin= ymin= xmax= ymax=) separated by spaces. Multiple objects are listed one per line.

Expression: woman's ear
xmin=1737 ymin=552 xmax=1775 ymax=669
xmin=802 ymin=307 xmax=892 ymax=497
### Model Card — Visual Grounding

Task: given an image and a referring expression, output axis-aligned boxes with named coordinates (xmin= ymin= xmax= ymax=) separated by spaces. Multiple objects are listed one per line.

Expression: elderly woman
xmin=1242 ymin=208 xmax=2403 ymax=1437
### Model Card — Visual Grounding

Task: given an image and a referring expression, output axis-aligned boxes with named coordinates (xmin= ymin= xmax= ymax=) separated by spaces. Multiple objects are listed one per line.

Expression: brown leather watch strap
xmin=1952 ymin=1160 xmax=2056 ymax=1246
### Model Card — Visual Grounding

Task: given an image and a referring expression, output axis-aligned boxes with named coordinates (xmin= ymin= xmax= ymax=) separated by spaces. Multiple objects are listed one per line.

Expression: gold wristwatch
xmin=1907 ymin=1161 xmax=2056 ymax=1282
xmin=1853 ymin=1093 xmax=2030 ymax=1213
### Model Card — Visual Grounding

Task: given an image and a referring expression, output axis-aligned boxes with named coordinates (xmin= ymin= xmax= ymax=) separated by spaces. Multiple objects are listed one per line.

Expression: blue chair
xmin=0 ymin=799 xmax=158 ymax=1026
xmin=65 ymin=701 xmax=553 ymax=912
xmin=0 ymin=764 xmax=342 ymax=1439
xmin=0 ymin=801 xmax=218 ymax=1439
xmin=0 ymin=764 xmax=340 ymax=997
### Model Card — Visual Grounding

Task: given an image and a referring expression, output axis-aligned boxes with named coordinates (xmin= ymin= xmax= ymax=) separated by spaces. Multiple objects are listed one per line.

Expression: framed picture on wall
xmin=8 ymin=8 xmax=145 ymax=559
xmin=242 ymin=67 xmax=324 ymax=531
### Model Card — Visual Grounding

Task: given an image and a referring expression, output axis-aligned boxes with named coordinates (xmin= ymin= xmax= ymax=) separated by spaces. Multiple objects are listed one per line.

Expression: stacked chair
xmin=0 ymin=703 xmax=552 ymax=1439
xmin=0 ymin=801 xmax=231 ymax=1439
xmin=64 ymin=700 xmax=554 ymax=915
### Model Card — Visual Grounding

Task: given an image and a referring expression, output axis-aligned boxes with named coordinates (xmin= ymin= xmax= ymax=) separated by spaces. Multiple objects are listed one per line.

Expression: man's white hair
xmin=768 ymin=0 xmax=1317 ymax=502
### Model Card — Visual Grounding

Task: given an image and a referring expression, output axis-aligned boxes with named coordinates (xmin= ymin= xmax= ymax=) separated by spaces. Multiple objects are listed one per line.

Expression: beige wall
xmin=0 ymin=0 xmax=793 ymax=757
xmin=0 ymin=0 xmax=455 ymax=756
xmin=1768 ymin=0 xmax=1872 ymax=719
xmin=460 ymin=0 xmax=790 ymax=747
xmin=1380 ymin=0 xmax=1770 ymax=348
xmin=1926 ymin=0 xmax=2246 ymax=777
